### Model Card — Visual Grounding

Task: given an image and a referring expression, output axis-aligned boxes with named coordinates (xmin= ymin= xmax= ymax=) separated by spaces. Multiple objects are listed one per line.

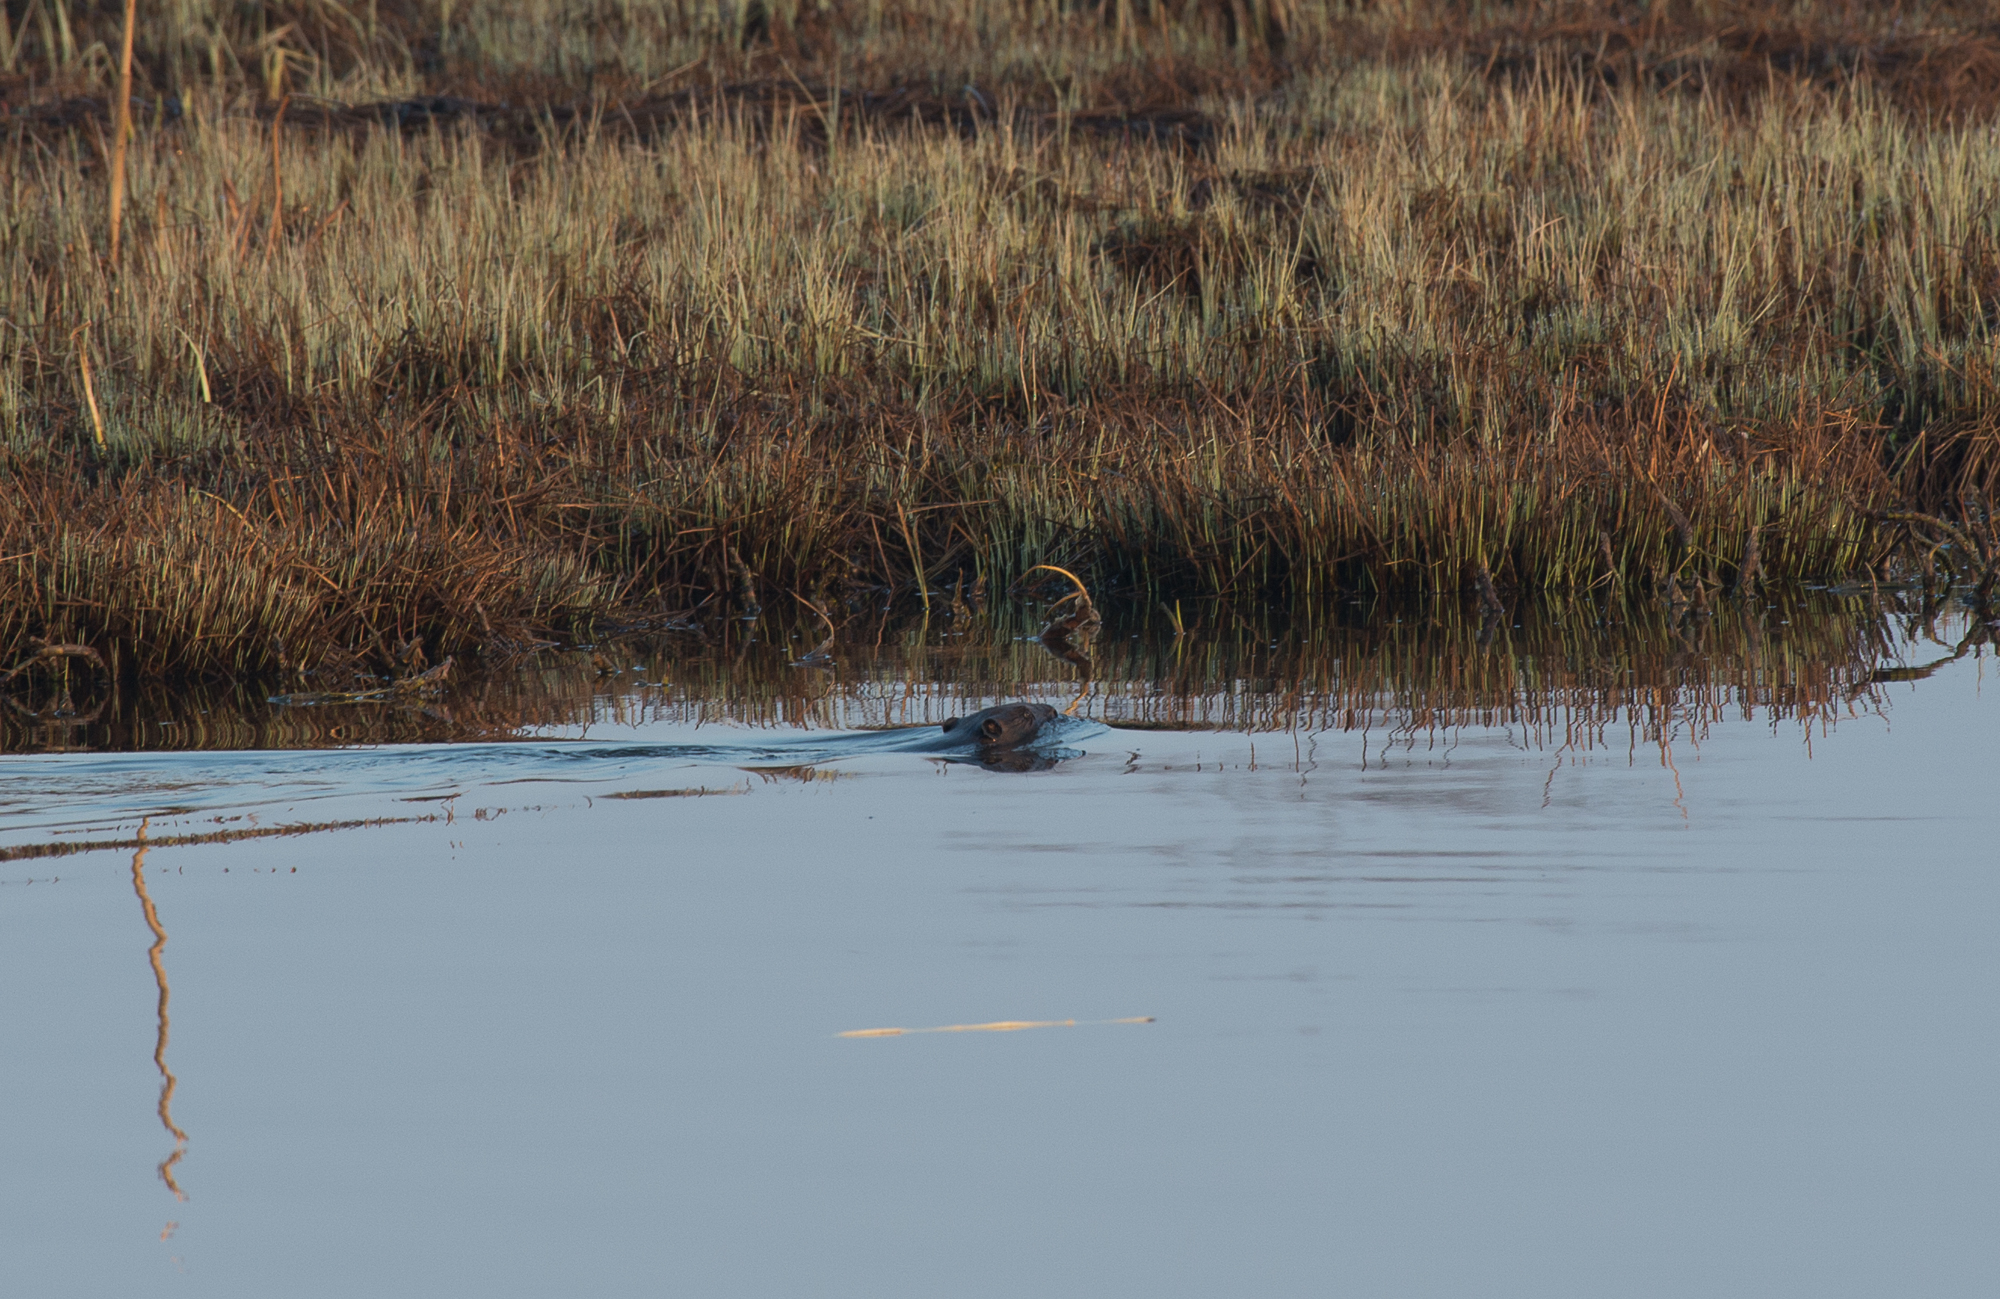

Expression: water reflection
xmin=128 ymin=820 xmax=188 ymax=1202
xmin=838 ymin=1017 xmax=1156 ymax=1038
xmin=0 ymin=590 xmax=1989 ymax=755
xmin=1 ymin=594 xmax=1993 ymax=1296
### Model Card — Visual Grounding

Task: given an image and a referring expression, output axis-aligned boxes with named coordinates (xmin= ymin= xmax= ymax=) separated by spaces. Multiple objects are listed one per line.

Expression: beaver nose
xmin=942 ymin=718 xmax=959 ymax=731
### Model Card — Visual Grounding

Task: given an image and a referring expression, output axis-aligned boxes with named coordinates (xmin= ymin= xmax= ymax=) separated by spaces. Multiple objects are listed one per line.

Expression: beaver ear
xmin=980 ymin=717 xmax=1004 ymax=739
xmin=942 ymin=718 xmax=959 ymax=731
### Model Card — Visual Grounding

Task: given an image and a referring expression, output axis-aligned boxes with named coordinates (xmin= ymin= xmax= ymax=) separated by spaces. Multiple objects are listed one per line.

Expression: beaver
xmin=569 ymin=701 xmax=1076 ymax=775
xmin=930 ymin=702 xmax=1059 ymax=751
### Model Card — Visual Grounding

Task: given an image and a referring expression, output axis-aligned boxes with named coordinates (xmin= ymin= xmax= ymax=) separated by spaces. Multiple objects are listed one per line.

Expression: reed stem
xmin=104 ymin=0 xmax=136 ymax=264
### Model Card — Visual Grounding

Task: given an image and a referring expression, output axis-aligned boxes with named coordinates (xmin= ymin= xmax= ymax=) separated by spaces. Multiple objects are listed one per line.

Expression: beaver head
xmin=938 ymin=702 xmax=1058 ymax=749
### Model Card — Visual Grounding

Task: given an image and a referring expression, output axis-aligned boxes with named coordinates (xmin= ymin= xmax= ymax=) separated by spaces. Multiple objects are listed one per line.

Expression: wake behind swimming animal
xmin=738 ymin=702 xmax=1069 ymax=776
xmin=563 ymin=701 xmax=1078 ymax=779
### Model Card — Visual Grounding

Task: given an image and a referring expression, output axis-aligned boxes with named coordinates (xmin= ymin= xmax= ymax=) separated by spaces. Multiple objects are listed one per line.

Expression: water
xmin=3 ymin=596 xmax=1995 ymax=1297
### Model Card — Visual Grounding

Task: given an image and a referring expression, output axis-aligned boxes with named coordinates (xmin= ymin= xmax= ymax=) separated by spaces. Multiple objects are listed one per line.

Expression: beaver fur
xmin=932 ymin=702 xmax=1058 ymax=751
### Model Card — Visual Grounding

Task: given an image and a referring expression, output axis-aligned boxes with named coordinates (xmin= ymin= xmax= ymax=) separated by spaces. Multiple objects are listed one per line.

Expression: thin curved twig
xmin=0 ymin=642 xmax=109 ymax=688
xmin=790 ymin=591 xmax=838 ymax=666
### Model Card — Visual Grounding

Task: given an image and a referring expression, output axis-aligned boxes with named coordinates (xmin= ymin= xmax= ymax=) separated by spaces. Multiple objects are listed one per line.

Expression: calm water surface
xmin=3 ymin=599 xmax=1995 ymax=1297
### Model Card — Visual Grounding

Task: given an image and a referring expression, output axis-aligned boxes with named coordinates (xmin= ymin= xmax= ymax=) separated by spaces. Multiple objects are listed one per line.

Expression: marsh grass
xmin=3 ymin=2 xmax=2000 ymax=675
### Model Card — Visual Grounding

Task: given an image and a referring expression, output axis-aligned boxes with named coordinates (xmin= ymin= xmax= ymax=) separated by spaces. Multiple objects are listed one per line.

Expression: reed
xmin=4 ymin=591 xmax=1953 ymax=757
xmin=104 ymin=0 xmax=138 ymax=263
xmin=2 ymin=2 xmax=1998 ymax=677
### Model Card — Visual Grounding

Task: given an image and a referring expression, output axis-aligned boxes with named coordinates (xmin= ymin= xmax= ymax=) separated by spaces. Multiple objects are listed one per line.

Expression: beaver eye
xmin=981 ymin=718 xmax=1003 ymax=739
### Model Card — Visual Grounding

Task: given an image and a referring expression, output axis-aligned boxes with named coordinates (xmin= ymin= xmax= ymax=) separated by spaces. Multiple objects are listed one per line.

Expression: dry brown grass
xmin=3 ymin=2 xmax=1999 ymax=677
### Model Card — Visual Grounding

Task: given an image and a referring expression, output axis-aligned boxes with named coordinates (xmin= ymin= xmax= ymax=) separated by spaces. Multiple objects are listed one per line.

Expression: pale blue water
xmin=1 ymin=630 xmax=1994 ymax=1297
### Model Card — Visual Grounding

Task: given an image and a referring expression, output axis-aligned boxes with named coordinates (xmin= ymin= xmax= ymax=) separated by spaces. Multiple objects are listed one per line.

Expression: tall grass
xmin=2 ymin=1 xmax=1998 ymax=675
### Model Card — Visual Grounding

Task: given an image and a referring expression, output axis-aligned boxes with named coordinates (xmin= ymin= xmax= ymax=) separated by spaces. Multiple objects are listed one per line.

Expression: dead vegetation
xmin=5 ymin=587 xmax=1974 ymax=757
xmin=3 ymin=2 xmax=1999 ymax=677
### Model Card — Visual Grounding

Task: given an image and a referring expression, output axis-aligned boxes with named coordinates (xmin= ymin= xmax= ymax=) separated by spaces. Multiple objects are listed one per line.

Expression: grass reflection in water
xmin=128 ymin=821 xmax=188 ymax=1205
xmin=2 ymin=590 xmax=1987 ymax=760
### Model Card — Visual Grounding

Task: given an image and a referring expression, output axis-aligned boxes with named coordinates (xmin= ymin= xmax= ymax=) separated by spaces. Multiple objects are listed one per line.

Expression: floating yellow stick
xmin=838 ymin=1016 xmax=1154 ymax=1039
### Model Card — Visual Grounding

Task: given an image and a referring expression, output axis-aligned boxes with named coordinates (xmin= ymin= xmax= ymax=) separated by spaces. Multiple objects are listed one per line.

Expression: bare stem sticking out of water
xmin=1025 ymin=564 xmax=1101 ymax=639
xmin=1022 ymin=565 xmax=1101 ymax=713
xmin=790 ymin=591 xmax=837 ymax=666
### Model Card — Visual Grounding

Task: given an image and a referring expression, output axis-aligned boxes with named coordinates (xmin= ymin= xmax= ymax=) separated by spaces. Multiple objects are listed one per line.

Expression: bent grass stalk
xmin=71 ymin=323 xmax=105 ymax=449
